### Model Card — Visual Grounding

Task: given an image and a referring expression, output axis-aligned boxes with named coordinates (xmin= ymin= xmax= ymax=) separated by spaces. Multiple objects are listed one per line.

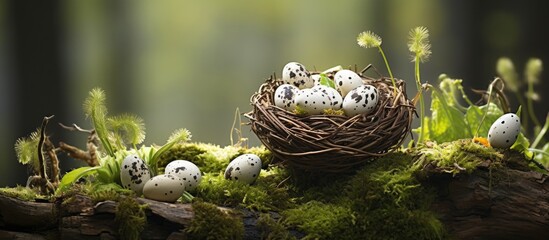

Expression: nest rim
xmin=246 ymin=69 xmax=415 ymax=173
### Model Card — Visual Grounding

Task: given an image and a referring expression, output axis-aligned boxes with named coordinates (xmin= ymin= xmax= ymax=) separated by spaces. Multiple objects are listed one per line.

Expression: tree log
xmin=427 ymin=165 xmax=549 ymax=239
xmin=1 ymin=164 xmax=549 ymax=239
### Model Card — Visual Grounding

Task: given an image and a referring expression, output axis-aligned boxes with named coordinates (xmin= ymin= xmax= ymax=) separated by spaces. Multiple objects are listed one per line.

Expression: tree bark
xmin=1 ymin=163 xmax=549 ymax=239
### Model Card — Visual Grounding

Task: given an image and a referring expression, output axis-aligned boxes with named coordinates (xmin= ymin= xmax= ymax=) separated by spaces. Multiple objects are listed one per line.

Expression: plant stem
xmin=514 ymin=91 xmax=529 ymax=132
xmin=527 ymin=81 xmax=541 ymax=128
xmin=415 ymin=57 xmax=426 ymax=144
xmin=531 ymin=113 xmax=549 ymax=149
xmin=378 ymin=46 xmax=397 ymax=96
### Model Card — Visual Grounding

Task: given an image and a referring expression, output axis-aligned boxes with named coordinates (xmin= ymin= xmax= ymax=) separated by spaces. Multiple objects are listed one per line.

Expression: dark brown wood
xmin=0 ymin=194 xmax=57 ymax=229
xmin=427 ymin=165 xmax=549 ymax=239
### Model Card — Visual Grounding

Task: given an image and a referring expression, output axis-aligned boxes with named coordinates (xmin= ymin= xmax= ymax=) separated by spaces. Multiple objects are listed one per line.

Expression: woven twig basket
xmin=245 ymin=70 xmax=415 ymax=173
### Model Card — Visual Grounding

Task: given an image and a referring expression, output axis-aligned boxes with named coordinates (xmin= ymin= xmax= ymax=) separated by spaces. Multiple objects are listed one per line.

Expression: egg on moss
xmin=120 ymin=154 xmax=151 ymax=196
xmin=224 ymin=154 xmax=262 ymax=184
xmin=143 ymin=174 xmax=186 ymax=203
xmin=165 ymin=160 xmax=202 ymax=191
xmin=488 ymin=113 xmax=521 ymax=148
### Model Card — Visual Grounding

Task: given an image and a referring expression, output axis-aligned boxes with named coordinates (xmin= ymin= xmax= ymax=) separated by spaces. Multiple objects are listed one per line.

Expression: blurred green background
xmin=1 ymin=0 xmax=548 ymax=186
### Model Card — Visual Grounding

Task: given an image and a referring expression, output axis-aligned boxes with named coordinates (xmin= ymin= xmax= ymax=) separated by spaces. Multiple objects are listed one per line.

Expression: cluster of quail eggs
xmin=119 ymin=153 xmax=262 ymax=203
xmin=274 ymin=62 xmax=379 ymax=117
xmin=120 ymin=155 xmax=202 ymax=202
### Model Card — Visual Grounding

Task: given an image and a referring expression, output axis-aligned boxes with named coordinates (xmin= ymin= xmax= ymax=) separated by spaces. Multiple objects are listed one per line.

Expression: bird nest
xmin=245 ymin=70 xmax=415 ymax=173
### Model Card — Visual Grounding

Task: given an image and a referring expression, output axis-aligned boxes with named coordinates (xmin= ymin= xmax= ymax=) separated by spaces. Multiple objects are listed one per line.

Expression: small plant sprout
xmin=357 ymin=30 xmax=397 ymax=95
xmin=408 ymin=26 xmax=432 ymax=144
xmin=83 ymin=88 xmax=115 ymax=157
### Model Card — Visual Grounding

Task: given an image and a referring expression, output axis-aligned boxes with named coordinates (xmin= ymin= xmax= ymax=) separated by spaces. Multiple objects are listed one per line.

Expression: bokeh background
xmin=1 ymin=0 xmax=548 ymax=186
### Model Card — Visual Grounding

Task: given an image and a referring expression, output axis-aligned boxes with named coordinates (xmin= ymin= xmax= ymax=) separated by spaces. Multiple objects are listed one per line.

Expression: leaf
xmin=319 ymin=73 xmax=336 ymax=89
xmin=465 ymin=103 xmax=503 ymax=137
xmin=58 ymin=166 xmax=100 ymax=191
xmin=83 ymin=88 xmax=115 ymax=156
xmin=534 ymin=143 xmax=549 ymax=167
xmin=425 ymin=89 xmax=470 ymax=142
xmin=14 ymin=130 xmax=41 ymax=172
xmin=511 ymin=132 xmax=531 ymax=157
xmin=149 ymin=128 xmax=192 ymax=175
xmin=96 ymin=167 xmax=115 ymax=184
xmin=107 ymin=114 xmax=146 ymax=147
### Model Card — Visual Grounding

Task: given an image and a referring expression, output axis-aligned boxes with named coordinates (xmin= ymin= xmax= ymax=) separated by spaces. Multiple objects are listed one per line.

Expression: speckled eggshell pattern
xmin=334 ymin=69 xmax=363 ymax=97
xmin=488 ymin=113 xmax=521 ymax=148
xmin=120 ymin=154 xmax=151 ymax=196
xmin=282 ymin=62 xmax=313 ymax=89
xmin=295 ymin=88 xmax=332 ymax=115
xmin=165 ymin=160 xmax=202 ymax=191
xmin=312 ymin=85 xmax=343 ymax=110
xmin=274 ymin=84 xmax=299 ymax=111
xmin=342 ymin=85 xmax=379 ymax=117
xmin=224 ymin=154 xmax=262 ymax=184
xmin=143 ymin=174 xmax=185 ymax=203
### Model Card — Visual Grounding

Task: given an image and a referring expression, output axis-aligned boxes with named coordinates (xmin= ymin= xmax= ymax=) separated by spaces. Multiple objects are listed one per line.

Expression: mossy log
xmin=0 ymin=194 xmax=278 ymax=239
xmin=1 ymin=163 xmax=549 ymax=239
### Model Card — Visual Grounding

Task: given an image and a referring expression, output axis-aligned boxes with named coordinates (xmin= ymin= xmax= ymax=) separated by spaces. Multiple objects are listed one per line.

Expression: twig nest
xmin=246 ymin=66 xmax=415 ymax=173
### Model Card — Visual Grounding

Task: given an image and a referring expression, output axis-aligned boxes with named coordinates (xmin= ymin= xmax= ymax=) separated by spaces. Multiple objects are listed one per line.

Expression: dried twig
xmin=58 ymin=142 xmax=99 ymax=166
xmin=58 ymin=123 xmax=100 ymax=166
xmin=44 ymin=137 xmax=60 ymax=186
xmin=34 ymin=115 xmax=55 ymax=195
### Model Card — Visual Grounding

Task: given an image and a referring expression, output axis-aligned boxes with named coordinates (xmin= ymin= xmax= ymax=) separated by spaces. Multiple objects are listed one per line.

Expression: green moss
xmin=257 ymin=213 xmax=296 ymax=240
xmin=115 ymin=197 xmax=147 ymax=240
xmin=186 ymin=200 xmax=244 ymax=240
xmin=0 ymin=186 xmax=43 ymax=201
xmin=278 ymin=152 xmax=445 ymax=240
xmin=157 ymin=143 xmax=272 ymax=173
xmin=86 ymin=183 xmax=134 ymax=203
xmin=414 ymin=139 xmax=504 ymax=175
xmin=282 ymin=201 xmax=353 ymax=240
xmin=195 ymin=166 xmax=293 ymax=211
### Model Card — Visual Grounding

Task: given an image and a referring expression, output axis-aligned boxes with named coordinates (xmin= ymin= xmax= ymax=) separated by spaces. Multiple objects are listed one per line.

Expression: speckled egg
xmin=165 ymin=160 xmax=202 ymax=191
xmin=224 ymin=154 xmax=262 ymax=184
xmin=488 ymin=113 xmax=521 ymax=148
xmin=274 ymin=84 xmax=299 ymax=111
xmin=295 ymin=88 xmax=332 ymax=115
xmin=120 ymin=154 xmax=151 ymax=196
xmin=334 ymin=69 xmax=363 ymax=97
xmin=143 ymin=174 xmax=185 ymax=203
xmin=342 ymin=85 xmax=379 ymax=117
xmin=282 ymin=62 xmax=313 ymax=89
xmin=312 ymin=85 xmax=343 ymax=110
